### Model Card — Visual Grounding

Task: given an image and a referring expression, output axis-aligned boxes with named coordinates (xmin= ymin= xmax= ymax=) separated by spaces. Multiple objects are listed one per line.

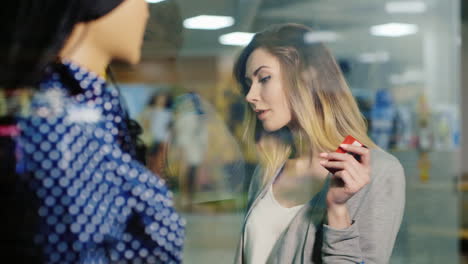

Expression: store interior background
xmin=115 ymin=0 xmax=463 ymax=263
xmin=2 ymin=0 xmax=468 ymax=263
xmin=95 ymin=0 xmax=468 ymax=263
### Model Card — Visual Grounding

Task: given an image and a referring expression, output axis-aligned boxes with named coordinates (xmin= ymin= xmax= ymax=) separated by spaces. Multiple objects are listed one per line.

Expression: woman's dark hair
xmin=106 ymin=68 xmax=148 ymax=164
xmin=0 ymin=0 xmax=124 ymax=90
xmin=148 ymin=92 xmax=174 ymax=109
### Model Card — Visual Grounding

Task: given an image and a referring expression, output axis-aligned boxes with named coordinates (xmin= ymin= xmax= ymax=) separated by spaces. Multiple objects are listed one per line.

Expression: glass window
xmin=1 ymin=0 xmax=463 ymax=263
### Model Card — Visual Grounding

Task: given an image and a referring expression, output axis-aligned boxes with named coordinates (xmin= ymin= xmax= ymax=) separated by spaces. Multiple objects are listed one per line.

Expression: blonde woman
xmin=233 ymin=23 xmax=405 ymax=263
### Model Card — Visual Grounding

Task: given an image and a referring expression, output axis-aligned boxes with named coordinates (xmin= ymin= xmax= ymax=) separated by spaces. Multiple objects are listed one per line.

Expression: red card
xmin=327 ymin=135 xmax=364 ymax=174
xmin=335 ymin=135 xmax=363 ymax=154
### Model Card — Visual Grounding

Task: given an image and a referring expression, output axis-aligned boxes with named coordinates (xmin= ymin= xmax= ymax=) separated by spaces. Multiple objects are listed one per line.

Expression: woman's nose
xmin=245 ymin=84 xmax=259 ymax=104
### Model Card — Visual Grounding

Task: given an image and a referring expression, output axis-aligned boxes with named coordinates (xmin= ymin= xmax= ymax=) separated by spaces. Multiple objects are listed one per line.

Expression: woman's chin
xmin=262 ymin=123 xmax=282 ymax=132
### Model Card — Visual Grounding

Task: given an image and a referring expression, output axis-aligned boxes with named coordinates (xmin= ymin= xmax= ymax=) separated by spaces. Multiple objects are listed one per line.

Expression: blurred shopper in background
xmin=0 ymin=0 xmax=185 ymax=263
xmin=233 ymin=23 xmax=405 ymax=263
xmin=370 ymin=89 xmax=397 ymax=150
xmin=172 ymin=92 xmax=208 ymax=211
xmin=139 ymin=92 xmax=174 ymax=177
xmin=166 ymin=90 xmax=247 ymax=214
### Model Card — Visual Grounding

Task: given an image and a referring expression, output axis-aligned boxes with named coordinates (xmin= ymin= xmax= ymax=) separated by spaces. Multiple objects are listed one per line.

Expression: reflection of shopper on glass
xmin=233 ymin=24 xmax=405 ymax=263
xmin=173 ymin=92 xmax=208 ymax=211
xmin=0 ymin=0 xmax=184 ymax=263
xmin=140 ymin=92 xmax=174 ymax=176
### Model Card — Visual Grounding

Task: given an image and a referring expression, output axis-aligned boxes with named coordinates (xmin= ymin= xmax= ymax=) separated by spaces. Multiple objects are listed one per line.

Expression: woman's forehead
xmin=245 ymin=49 xmax=280 ymax=77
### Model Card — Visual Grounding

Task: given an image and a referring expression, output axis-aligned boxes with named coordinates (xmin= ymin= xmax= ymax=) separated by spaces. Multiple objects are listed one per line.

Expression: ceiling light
xmin=386 ymin=1 xmax=427 ymax=13
xmin=219 ymin=32 xmax=255 ymax=46
xmin=389 ymin=69 xmax=424 ymax=84
xmin=183 ymin=15 xmax=234 ymax=30
xmin=358 ymin=51 xmax=390 ymax=63
xmin=304 ymin=31 xmax=340 ymax=43
xmin=370 ymin=23 xmax=418 ymax=37
xmin=146 ymin=0 xmax=166 ymax=3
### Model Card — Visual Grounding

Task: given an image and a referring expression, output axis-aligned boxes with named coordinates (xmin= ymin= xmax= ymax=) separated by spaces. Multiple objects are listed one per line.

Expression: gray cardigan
xmin=234 ymin=148 xmax=405 ymax=264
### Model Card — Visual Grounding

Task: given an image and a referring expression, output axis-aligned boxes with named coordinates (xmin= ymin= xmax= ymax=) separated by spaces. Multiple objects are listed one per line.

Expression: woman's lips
xmin=257 ymin=109 xmax=270 ymax=120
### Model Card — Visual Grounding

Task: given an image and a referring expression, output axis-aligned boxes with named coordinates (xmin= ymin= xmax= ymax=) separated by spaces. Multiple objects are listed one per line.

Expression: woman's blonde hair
xmin=233 ymin=23 xmax=376 ymax=184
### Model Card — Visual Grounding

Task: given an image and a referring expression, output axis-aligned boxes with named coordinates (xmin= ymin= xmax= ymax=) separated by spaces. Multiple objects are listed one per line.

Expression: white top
xmin=150 ymin=109 xmax=172 ymax=143
xmin=244 ymin=184 xmax=304 ymax=263
xmin=174 ymin=111 xmax=207 ymax=165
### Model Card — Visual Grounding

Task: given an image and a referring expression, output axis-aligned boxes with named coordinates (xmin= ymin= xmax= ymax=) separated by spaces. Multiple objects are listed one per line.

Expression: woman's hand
xmin=319 ymin=144 xmax=371 ymax=228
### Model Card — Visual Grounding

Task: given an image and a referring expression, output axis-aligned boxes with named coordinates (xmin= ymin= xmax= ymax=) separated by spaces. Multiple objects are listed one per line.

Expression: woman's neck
xmin=59 ymin=24 xmax=110 ymax=78
xmin=286 ymin=154 xmax=328 ymax=180
xmin=281 ymin=125 xmax=330 ymax=178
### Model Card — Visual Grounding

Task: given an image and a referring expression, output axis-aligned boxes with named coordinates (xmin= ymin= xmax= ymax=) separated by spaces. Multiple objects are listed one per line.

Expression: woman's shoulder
xmin=30 ymin=86 xmax=69 ymax=114
xmin=369 ymin=147 xmax=405 ymax=185
xmin=371 ymin=147 xmax=402 ymax=167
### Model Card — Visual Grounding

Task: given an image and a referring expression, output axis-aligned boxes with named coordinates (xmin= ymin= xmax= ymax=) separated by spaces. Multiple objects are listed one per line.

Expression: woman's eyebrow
xmin=245 ymin=65 xmax=270 ymax=79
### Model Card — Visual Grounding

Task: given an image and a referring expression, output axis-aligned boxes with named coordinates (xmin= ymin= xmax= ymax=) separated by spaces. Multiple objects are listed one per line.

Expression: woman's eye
xmin=259 ymin=76 xmax=271 ymax=84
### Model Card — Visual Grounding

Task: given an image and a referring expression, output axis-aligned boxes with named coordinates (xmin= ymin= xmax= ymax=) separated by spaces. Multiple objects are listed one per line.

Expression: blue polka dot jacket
xmin=17 ymin=61 xmax=185 ymax=263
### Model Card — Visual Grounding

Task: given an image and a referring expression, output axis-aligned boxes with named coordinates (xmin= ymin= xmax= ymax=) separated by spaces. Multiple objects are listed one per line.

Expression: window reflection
xmin=0 ymin=0 xmax=464 ymax=263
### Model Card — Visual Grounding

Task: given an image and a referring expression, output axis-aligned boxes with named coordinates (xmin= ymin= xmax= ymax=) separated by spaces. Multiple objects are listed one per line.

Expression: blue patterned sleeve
xmin=20 ymin=91 xmax=185 ymax=263
xmin=104 ymin=145 xmax=186 ymax=263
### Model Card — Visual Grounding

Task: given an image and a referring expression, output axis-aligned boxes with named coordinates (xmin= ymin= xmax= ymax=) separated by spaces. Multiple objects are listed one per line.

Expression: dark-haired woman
xmin=0 ymin=1 xmax=184 ymax=263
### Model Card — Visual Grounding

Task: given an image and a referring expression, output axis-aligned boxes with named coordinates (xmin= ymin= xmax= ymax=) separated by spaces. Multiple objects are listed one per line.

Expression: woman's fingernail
xmin=319 ymin=160 xmax=326 ymax=165
xmin=340 ymin=144 xmax=347 ymax=148
xmin=320 ymin=152 xmax=327 ymax=157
